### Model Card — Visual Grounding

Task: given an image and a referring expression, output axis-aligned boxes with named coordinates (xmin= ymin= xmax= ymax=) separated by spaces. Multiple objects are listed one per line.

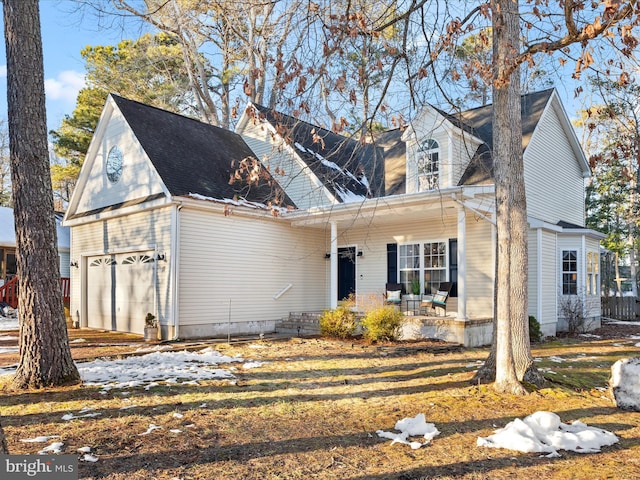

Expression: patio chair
xmin=384 ymin=283 xmax=402 ymax=308
xmin=420 ymin=282 xmax=452 ymax=316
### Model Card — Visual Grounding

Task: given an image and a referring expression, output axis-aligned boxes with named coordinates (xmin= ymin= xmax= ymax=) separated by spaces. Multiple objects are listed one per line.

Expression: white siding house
xmin=65 ymin=88 xmax=602 ymax=345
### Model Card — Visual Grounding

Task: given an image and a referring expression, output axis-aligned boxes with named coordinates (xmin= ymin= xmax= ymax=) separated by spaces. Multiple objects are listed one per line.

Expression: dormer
xmin=402 ymin=106 xmax=484 ymax=194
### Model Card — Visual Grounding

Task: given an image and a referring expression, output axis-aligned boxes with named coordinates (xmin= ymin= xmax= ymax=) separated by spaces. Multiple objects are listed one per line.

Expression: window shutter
xmin=387 ymin=243 xmax=398 ymax=284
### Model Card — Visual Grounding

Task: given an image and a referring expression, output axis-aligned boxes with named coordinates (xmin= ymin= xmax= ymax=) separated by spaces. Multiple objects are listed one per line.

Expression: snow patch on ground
xmin=377 ymin=413 xmax=440 ymax=449
xmin=477 ymin=411 xmax=618 ymax=455
xmin=78 ymin=347 xmax=244 ymax=391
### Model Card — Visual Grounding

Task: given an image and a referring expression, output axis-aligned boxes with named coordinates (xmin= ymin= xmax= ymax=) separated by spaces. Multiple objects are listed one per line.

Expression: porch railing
xmin=0 ymin=276 xmax=71 ymax=309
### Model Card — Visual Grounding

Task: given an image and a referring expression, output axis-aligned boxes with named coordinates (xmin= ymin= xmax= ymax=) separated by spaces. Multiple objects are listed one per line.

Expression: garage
xmin=86 ymin=251 xmax=156 ymax=334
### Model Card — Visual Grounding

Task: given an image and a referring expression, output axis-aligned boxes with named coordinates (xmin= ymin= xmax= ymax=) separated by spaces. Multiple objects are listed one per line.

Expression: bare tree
xmin=3 ymin=0 xmax=80 ymax=388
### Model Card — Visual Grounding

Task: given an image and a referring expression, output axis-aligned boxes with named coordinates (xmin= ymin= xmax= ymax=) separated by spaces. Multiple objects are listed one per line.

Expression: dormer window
xmin=417 ymin=139 xmax=439 ymax=191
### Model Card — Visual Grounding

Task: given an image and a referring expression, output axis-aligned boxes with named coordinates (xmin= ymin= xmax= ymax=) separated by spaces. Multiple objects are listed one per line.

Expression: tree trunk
xmin=4 ymin=0 xmax=80 ymax=388
xmin=0 ymin=417 xmax=8 ymax=453
xmin=491 ymin=0 xmax=528 ymax=395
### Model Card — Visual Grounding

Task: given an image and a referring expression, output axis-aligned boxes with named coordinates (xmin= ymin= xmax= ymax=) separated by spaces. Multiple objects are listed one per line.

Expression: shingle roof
xmin=455 ymin=88 xmax=555 ymax=185
xmin=111 ymin=95 xmax=295 ymax=208
xmin=250 ymin=104 xmax=385 ymax=201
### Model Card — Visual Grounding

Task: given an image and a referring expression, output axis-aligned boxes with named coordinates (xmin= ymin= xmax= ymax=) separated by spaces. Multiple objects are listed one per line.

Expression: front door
xmin=338 ymin=247 xmax=356 ymax=301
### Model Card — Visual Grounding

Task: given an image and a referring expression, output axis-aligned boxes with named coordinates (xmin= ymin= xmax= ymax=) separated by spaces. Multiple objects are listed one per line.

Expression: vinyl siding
xmin=405 ymin=109 xmax=453 ymax=193
xmin=334 ymin=211 xmax=494 ymax=318
xmin=177 ymin=207 xmax=328 ymax=333
xmin=75 ymin=108 xmax=166 ymax=214
xmin=450 ymin=131 xmax=478 ymax=186
xmin=527 ymin=228 xmax=559 ymax=331
xmin=524 ymin=104 xmax=585 ymax=226
xmin=240 ymin=121 xmax=334 ymax=209
xmin=69 ymin=207 xmax=173 ymax=327
xmin=556 ymin=233 xmax=601 ymax=331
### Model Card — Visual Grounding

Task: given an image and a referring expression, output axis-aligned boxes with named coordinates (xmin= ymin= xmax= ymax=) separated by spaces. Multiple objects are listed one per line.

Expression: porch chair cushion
xmin=385 ymin=282 xmax=403 ymax=305
xmin=432 ymin=291 xmax=448 ymax=306
xmin=386 ymin=290 xmax=401 ymax=303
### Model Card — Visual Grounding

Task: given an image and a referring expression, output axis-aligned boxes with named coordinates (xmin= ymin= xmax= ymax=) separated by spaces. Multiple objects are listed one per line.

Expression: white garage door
xmin=86 ymin=252 xmax=155 ymax=334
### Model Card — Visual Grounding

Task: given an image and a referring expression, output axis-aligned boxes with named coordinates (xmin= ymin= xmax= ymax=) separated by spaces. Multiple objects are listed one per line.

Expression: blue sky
xmin=0 ymin=1 xmax=585 ymax=137
xmin=0 ymin=0 xmax=147 ymax=133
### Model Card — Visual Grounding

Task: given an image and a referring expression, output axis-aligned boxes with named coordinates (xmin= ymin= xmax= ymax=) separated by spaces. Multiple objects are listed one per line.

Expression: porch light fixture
xmin=156 ymin=252 xmax=166 ymax=261
xmin=357 ymin=251 xmax=363 ymax=257
xmin=70 ymin=260 xmax=79 ymax=268
xmin=324 ymin=253 xmax=331 ymax=259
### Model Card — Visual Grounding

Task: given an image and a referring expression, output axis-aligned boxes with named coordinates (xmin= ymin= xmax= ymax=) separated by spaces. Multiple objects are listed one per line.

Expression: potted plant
xmin=410 ymin=278 xmax=421 ymax=296
xmin=144 ymin=312 xmax=158 ymax=342
xmin=404 ymin=278 xmax=422 ymax=315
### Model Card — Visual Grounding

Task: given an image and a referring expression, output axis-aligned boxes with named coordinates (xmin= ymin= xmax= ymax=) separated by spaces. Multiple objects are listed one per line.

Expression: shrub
xmin=361 ymin=305 xmax=404 ymax=342
xmin=319 ymin=306 xmax=357 ymax=339
xmin=529 ymin=315 xmax=542 ymax=343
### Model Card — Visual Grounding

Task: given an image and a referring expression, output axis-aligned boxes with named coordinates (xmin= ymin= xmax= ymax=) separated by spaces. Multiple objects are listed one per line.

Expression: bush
xmin=319 ymin=306 xmax=357 ymax=339
xmin=529 ymin=315 xmax=542 ymax=343
xmin=361 ymin=306 xmax=404 ymax=342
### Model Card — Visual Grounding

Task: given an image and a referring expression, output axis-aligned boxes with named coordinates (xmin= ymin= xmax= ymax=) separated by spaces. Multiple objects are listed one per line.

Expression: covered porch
xmin=286 ymin=185 xmax=497 ymax=347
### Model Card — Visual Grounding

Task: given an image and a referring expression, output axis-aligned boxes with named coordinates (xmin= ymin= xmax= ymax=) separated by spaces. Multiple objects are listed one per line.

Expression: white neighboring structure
xmin=64 ymin=89 xmax=603 ymax=345
xmin=0 ymin=206 xmax=70 ymax=285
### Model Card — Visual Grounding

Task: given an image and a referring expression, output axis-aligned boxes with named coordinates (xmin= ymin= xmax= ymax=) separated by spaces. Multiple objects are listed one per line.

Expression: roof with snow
xmin=111 ymin=95 xmax=295 ymax=208
xmin=250 ymin=104 xmax=385 ymax=202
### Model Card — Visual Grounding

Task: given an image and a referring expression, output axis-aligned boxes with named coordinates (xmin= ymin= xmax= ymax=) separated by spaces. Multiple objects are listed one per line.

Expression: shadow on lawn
xmin=2 ymin=376 xmax=476 ymax=428
xmin=0 ymin=354 xmax=482 ymax=409
xmin=73 ymin=405 xmax=640 ymax=479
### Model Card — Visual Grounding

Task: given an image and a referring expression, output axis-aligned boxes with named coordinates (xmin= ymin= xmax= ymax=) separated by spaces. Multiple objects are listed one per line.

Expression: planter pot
xmin=144 ymin=326 xmax=159 ymax=342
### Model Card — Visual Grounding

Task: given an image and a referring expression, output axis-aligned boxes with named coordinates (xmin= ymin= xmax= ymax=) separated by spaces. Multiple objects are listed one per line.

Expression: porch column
xmin=457 ymin=205 xmax=467 ymax=321
xmin=330 ymin=221 xmax=338 ymax=308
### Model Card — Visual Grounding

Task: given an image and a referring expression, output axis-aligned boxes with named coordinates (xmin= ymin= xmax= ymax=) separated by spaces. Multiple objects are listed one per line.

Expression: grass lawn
xmin=1 ymin=324 xmax=639 ymax=479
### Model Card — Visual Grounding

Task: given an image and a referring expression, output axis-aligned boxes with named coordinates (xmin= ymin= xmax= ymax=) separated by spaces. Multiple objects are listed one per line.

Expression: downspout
xmin=171 ymin=202 xmax=183 ymax=340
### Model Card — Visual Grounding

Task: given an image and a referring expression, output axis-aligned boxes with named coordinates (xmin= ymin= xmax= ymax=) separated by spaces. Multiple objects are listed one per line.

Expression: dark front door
xmin=338 ymin=247 xmax=356 ymax=301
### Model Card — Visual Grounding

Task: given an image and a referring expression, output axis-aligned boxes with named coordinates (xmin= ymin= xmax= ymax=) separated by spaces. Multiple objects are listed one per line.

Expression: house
xmin=0 ymin=206 xmax=71 ymax=307
xmin=0 ymin=206 xmax=70 ymax=284
xmin=64 ymin=89 xmax=603 ymax=345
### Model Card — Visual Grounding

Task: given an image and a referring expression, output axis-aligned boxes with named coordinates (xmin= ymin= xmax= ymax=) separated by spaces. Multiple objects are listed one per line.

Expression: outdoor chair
xmin=384 ymin=282 xmax=402 ymax=309
xmin=420 ymin=282 xmax=452 ymax=316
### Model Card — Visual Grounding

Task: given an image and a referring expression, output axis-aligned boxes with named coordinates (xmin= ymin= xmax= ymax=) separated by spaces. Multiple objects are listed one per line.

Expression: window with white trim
xmin=399 ymin=241 xmax=448 ymax=294
xmin=423 ymin=241 xmax=447 ymax=294
xmin=417 ymin=139 xmax=439 ymax=191
xmin=587 ymin=251 xmax=599 ymax=296
xmin=399 ymin=244 xmax=420 ymax=294
xmin=562 ymin=250 xmax=578 ymax=295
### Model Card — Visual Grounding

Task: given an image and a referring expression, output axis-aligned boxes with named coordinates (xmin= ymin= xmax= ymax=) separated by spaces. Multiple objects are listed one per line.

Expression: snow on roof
xmin=186 ymin=193 xmax=293 ymax=216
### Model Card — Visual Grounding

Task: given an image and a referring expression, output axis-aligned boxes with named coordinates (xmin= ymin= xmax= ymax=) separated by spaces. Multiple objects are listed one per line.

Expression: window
xmin=423 ymin=241 xmax=447 ymax=294
xmin=399 ymin=244 xmax=420 ymax=294
xmin=399 ymin=241 xmax=448 ymax=294
xmin=417 ymin=139 xmax=439 ymax=191
xmin=587 ymin=251 xmax=599 ymax=296
xmin=562 ymin=250 xmax=577 ymax=295
xmin=106 ymin=146 xmax=124 ymax=183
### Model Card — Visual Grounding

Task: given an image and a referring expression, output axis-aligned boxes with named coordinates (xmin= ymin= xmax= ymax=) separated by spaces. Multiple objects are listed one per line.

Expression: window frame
xmin=398 ymin=240 xmax=448 ymax=294
xmin=586 ymin=251 xmax=599 ymax=296
xmin=562 ymin=249 xmax=578 ymax=295
xmin=417 ymin=138 xmax=440 ymax=191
